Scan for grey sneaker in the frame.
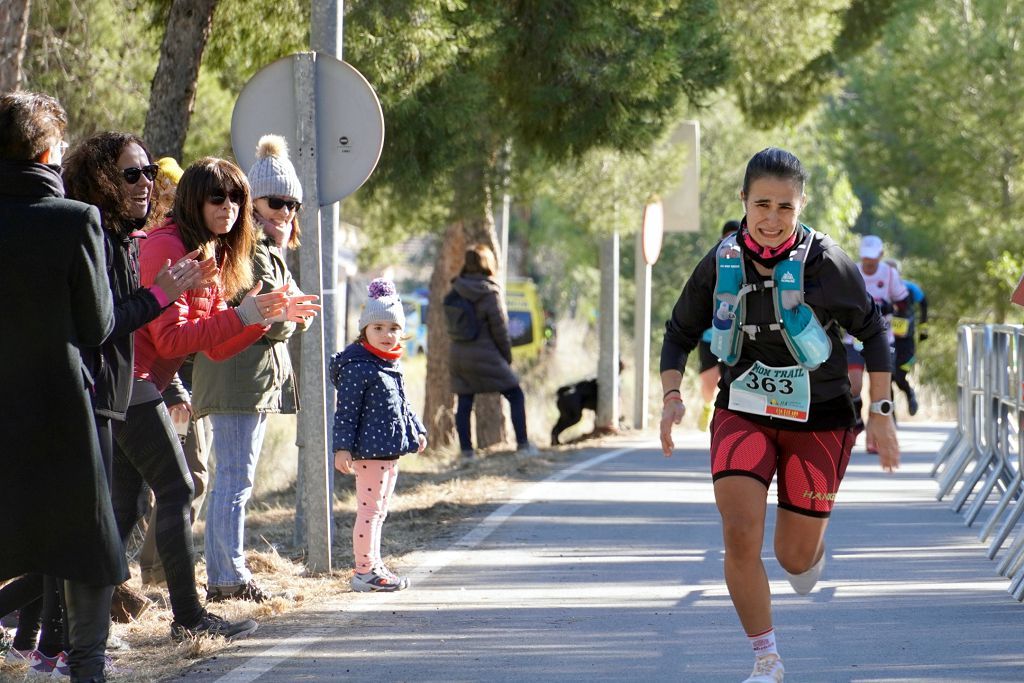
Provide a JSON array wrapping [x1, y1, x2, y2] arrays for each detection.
[[207, 580, 274, 604], [170, 610, 258, 642], [351, 568, 409, 593], [785, 551, 826, 595], [515, 442, 540, 457]]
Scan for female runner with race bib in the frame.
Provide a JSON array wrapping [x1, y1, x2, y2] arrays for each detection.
[[659, 147, 899, 683]]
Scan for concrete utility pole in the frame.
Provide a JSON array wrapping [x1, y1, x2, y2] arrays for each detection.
[[294, 1, 346, 565], [314, 0, 345, 523], [597, 231, 620, 430], [633, 201, 663, 431], [633, 229, 652, 430], [290, 0, 345, 574]]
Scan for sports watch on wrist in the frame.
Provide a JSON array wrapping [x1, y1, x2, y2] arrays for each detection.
[[869, 399, 894, 416]]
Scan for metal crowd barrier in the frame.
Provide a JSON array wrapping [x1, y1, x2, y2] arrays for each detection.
[[932, 324, 1024, 600]]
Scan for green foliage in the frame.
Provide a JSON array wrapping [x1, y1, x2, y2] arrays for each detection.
[[823, 0, 1024, 401], [514, 198, 601, 322], [184, 0, 311, 162], [202, 0, 310, 93], [723, 0, 902, 128], [182, 65, 237, 162], [23, 0, 160, 142], [21, 0, 310, 162], [347, 1, 731, 229], [497, 0, 728, 158], [828, 0, 1024, 324]]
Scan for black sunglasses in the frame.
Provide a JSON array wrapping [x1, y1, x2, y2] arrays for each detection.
[[122, 164, 159, 184], [266, 197, 301, 212], [208, 190, 246, 206]]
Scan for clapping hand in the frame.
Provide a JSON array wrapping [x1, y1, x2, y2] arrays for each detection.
[[265, 285, 321, 323], [153, 250, 216, 300], [247, 282, 289, 320]]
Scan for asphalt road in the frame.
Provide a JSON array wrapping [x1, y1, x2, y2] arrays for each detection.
[[178, 422, 1024, 682]]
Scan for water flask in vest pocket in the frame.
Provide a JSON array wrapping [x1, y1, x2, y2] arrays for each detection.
[[711, 243, 745, 365], [780, 303, 831, 369], [710, 296, 741, 364]]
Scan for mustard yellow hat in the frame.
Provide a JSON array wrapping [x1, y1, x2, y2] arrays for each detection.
[[156, 157, 184, 185]]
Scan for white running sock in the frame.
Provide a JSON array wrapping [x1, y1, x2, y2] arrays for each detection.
[[748, 627, 778, 658]]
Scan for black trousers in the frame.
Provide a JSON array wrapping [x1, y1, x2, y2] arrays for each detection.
[[64, 580, 113, 682], [456, 386, 529, 451], [893, 336, 917, 398], [111, 399, 203, 627]]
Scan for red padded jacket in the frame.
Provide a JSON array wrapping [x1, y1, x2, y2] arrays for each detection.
[[133, 218, 267, 391]]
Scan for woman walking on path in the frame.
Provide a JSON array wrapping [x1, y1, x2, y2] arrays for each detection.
[[659, 148, 899, 683], [332, 279, 427, 592], [447, 245, 537, 458], [192, 136, 317, 603]]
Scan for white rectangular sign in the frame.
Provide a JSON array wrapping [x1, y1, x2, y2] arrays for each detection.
[[662, 120, 700, 233]]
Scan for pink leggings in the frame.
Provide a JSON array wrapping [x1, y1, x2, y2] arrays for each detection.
[[353, 459, 399, 573]]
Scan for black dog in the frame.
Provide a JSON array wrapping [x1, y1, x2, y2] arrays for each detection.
[[551, 378, 598, 446], [551, 360, 625, 446]]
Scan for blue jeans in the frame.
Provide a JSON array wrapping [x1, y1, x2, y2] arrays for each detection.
[[205, 413, 269, 588]]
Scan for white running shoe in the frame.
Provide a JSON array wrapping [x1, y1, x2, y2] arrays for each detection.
[[743, 653, 784, 682], [785, 551, 826, 595]]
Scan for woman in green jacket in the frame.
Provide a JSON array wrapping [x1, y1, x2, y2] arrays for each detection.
[[191, 135, 315, 602]]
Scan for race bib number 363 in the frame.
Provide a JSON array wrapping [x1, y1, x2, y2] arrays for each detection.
[[728, 361, 811, 423]]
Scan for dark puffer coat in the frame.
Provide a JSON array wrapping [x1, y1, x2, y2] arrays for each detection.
[[330, 343, 426, 459], [447, 275, 520, 395]]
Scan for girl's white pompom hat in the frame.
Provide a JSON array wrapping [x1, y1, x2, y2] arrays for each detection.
[[247, 134, 303, 202], [358, 278, 405, 330]]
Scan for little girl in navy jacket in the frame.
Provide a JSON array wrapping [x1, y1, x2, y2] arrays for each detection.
[[330, 279, 427, 591]]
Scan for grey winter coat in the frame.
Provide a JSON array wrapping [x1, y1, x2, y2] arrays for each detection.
[[191, 232, 308, 417], [448, 275, 520, 395]]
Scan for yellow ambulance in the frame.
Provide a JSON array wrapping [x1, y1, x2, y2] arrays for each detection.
[[505, 277, 545, 362]]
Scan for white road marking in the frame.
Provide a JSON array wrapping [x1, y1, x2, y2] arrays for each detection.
[[212, 443, 644, 683]]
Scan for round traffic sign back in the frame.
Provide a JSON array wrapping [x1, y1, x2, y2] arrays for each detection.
[[231, 53, 384, 205]]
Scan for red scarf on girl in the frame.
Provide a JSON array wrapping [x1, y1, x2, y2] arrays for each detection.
[[361, 340, 404, 361]]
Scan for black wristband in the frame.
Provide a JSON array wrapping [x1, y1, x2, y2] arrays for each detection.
[[663, 389, 681, 399]]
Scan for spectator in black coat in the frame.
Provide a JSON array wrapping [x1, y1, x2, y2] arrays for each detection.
[[447, 245, 537, 459], [0, 90, 118, 683]]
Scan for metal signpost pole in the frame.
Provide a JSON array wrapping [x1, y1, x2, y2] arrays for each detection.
[[311, 0, 344, 535], [293, 52, 332, 573]]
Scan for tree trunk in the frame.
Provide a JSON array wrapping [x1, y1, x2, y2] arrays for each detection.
[[143, 0, 218, 159], [423, 223, 466, 449], [424, 162, 509, 451], [0, 0, 31, 93]]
